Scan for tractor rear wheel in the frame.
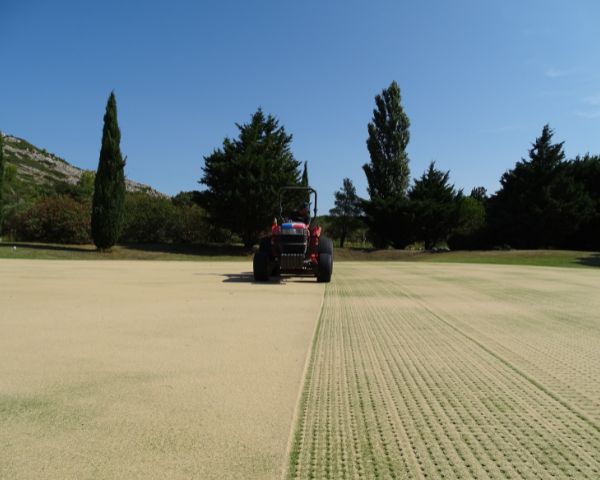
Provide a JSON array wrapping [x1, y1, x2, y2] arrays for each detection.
[[258, 236, 280, 276], [318, 236, 333, 255], [253, 252, 270, 281], [317, 236, 333, 282], [259, 237, 271, 253], [317, 253, 333, 283]]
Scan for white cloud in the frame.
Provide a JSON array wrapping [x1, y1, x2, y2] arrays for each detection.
[[584, 95, 600, 106], [484, 124, 524, 134], [544, 68, 573, 78], [575, 110, 600, 119]]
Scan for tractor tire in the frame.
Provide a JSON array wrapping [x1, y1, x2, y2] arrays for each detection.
[[317, 253, 333, 283], [259, 237, 271, 253], [272, 263, 281, 277], [318, 236, 333, 255], [253, 252, 270, 281], [258, 237, 279, 276]]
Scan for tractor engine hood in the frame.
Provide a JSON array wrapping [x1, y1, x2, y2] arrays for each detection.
[[277, 222, 308, 236], [281, 222, 308, 230]]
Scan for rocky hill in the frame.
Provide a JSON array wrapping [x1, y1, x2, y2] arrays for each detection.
[[1, 132, 163, 196]]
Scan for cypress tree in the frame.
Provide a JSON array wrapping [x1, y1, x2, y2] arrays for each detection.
[[0, 134, 4, 236], [91, 92, 126, 250], [301, 161, 309, 186], [301, 161, 310, 203]]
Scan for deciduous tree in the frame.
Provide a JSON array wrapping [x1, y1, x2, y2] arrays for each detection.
[[363, 80, 411, 199], [362, 81, 412, 247]]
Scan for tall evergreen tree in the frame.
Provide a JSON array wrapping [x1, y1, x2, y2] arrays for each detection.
[[301, 161, 310, 203], [363, 80, 411, 200], [470, 186, 488, 202], [329, 178, 363, 248], [362, 81, 412, 247], [488, 125, 592, 248], [0, 134, 4, 235], [561, 154, 600, 250], [201, 109, 301, 247], [301, 161, 309, 186], [91, 92, 126, 250], [409, 162, 461, 250]]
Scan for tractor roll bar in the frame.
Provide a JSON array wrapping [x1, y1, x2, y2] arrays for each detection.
[[279, 186, 318, 224]]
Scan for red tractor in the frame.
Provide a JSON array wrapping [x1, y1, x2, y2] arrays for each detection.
[[253, 186, 333, 282]]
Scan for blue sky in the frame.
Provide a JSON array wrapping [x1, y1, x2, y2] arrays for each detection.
[[2, 0, 600, 211]]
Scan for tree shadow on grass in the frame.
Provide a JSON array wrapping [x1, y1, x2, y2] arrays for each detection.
[[221, 272, 317, 284], [120, 243, 253, 257], [575, 253, 600, 268], [222, 272, 283, 284], [0, 242, 93, 253]]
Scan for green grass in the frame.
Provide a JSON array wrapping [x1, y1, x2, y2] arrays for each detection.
[[418, 249, 600, 268], [0, 241, 598, 268], [334, 247, 600, 268], [0, 242, 252, 261]]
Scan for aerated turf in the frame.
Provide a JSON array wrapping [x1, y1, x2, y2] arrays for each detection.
[[287, 262, 600, 479]]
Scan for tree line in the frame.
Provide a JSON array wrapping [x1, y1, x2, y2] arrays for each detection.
[[1, 85, 599, 251], [350, 81, 600, 251], [0, 94, 222, 248], [199, 80, 600, 251]]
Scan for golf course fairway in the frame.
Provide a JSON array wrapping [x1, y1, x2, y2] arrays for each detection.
[[288, 262, 600, 479], [0, 260, 324, 479], [2, 260, 599, 479]]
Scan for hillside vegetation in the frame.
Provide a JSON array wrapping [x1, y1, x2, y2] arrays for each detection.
[[0, 132, 161, 198], [0, 132, 229, 246]]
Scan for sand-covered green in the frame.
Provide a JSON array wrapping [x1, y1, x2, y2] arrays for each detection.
[[0, 260, 324, 479]]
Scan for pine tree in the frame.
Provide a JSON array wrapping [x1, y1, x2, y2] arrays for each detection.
[[470, 186, 488, 202], [0, 134, 4, 236], [201, 109, 301, 247], [329, 178, 363, 248], [91, 92, 126, 250], [410, 162, 461, 250], [566, 154, 600, 250], [488, 125, 592, 248]]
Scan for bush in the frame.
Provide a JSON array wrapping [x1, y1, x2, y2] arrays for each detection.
[[448, 196, 488, 250], [171, 204, 210, 244], [14, 196, 91, 243], [120, 193, 176, 243], [120, 193, 212, 244]]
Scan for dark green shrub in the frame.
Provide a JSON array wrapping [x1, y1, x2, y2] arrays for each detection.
[[15, 196, 91, 243], [171, 204, 210, 243], [120, 193, 176, 243], [120, 192, 213, 244]]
